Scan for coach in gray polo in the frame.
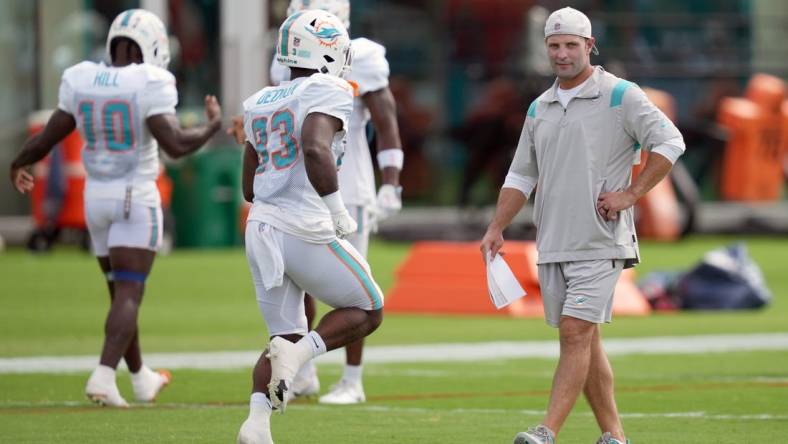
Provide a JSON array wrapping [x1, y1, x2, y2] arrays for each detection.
[[480, 6, 685, 444]]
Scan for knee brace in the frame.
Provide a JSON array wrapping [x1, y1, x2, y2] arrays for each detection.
[[107, 270, 148, 283]]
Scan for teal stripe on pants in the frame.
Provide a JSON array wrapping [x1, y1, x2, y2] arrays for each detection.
[[329, 241, 382, 309]]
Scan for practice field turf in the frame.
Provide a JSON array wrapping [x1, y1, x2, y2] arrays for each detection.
[[1, 236, 787, 443]]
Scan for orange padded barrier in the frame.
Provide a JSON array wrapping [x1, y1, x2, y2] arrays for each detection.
[[636, 88, 681, 241], [385, 241, 651, 318], [718, 74, 786, 201]]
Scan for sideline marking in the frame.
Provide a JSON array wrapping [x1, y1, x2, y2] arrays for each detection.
[[2, 333, 788, 374]]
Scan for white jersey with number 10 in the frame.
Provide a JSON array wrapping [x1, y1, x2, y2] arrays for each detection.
[[58, 61, 178, 207]]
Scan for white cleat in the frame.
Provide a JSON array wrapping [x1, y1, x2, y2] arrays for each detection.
[[85, 374, 129, 408], [133, 368, 172, 402], [266, 337, 304, 413], [237, 417, 274, 444], [318, 379, 366, 405], [288, 362, 320, 401]]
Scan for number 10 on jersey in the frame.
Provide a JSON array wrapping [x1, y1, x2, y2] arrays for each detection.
[[251, 109, 299, 175]]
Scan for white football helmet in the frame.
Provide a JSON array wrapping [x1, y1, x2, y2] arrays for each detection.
[[276, 9, 352, 78], [287, 0, 350, 29], [106, 9, 170, 69]]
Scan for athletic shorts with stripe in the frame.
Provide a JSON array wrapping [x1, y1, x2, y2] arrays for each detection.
[[537, 259, 624, 327], [85, 198, 163, 256], [245, 221, 384, 337]]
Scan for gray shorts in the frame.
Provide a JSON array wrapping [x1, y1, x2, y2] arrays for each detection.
[[537, 259, 625, 327]]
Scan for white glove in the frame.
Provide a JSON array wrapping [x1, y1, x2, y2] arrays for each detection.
[[376, 184, 402, 220], [331, 208, 358, 239], [321, 191, 358, 239]]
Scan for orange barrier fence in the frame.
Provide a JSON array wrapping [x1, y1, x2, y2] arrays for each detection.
[[384, 241, 651, 318], [718, 73, 786, 201]]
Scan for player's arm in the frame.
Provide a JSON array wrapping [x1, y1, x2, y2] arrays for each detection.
[[147, 95, 222, 159], [480, 187, 528, 261], [302, 112, 343, 195], [9, 110, 76, 194], [363, 87, 404, 217], [363, 87, 401, 186], [480, 114, 538, 261], [302, 111, 357, 238], [241, 142, 257, 203], [597, 152, 673, 221], [597, 86, 685, 220]]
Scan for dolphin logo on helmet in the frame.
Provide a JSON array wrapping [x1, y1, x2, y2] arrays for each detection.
[[276, 9, 352, 78]]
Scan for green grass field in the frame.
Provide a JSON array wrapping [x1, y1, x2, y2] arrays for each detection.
[[1, 235, 787, 443]]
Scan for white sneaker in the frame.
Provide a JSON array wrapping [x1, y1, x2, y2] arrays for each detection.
[[237, 417, 274, 444], [132, 368, 172, 402], [85, 370, 129, 408], [318, 379, 366, 405], [266, 337, 305, 412], [288, 362, 320, 400]]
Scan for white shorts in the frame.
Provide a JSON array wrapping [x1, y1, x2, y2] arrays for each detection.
[[85, 199, 163, 257], [537, 259, 624, 327], [345, 205, 371, 257], [245, 221, 384, 336]]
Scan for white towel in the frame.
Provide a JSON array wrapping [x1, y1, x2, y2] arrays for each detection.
[[251, 222, 285, 290]]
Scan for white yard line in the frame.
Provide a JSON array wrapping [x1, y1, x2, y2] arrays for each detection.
[[1, 333, 788, 374], [1, 401, 786, 422]]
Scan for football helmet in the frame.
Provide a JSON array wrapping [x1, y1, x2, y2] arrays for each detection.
[[287, 0, 350, 29], [106, 9, 170, 69], [276, 9, 352, 78]]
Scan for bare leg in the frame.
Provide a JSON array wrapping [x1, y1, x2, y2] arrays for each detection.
[[345, 338, 363, 366], [97, 256, 142, 372], [98, 247, 155, 369], [583, 326, 625, 441], [542, 315, 596, 435], [314, 308, 382, 351]]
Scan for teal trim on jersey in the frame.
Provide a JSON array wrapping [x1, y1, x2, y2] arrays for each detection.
[[356, 206, 363, 233], [527, 100, 538, 118], [120, 10, 133, 27], [329, 241, 382, 309], [633, 142, 641, 151], [280, 12, 304, 56], [148, 207, 158, 249], [610, 80, 634, 107]]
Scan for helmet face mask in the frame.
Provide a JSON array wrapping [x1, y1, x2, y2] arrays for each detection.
[[276, 10, 352, 78], [287, 0, 350, 30], [106, 9, 170, 69]]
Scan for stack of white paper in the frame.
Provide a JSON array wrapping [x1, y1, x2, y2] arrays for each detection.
[[486, 253, 527, 309]]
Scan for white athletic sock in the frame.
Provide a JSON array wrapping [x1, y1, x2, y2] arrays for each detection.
[[342, 364, 363, 384], [249, 392, 273, 418], [297, 331, 327, 359]]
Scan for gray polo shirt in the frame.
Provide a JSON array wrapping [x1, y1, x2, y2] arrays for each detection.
[[506, 66, 683, 266]]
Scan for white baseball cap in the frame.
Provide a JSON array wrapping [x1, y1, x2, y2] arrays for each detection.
[[544, 7, 599, 55]]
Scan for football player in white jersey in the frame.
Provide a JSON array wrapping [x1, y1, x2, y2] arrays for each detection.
[[10, 9, 222, 407], [270, 0, 404, 405], [236, 10, 384, 444]]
